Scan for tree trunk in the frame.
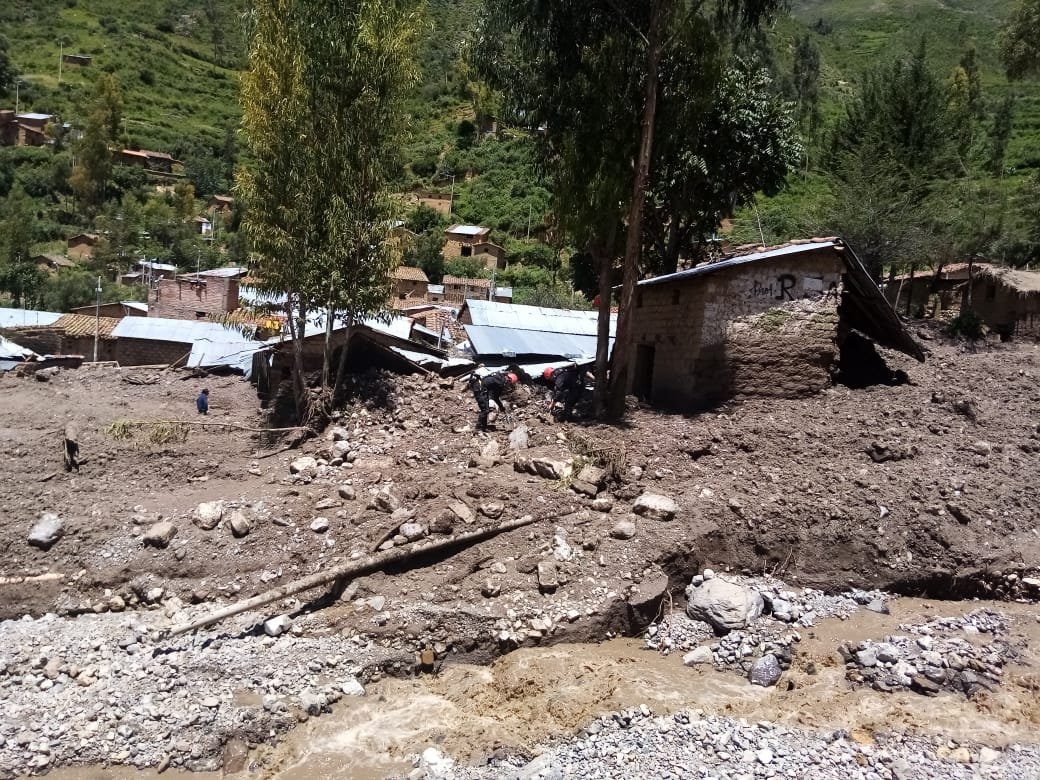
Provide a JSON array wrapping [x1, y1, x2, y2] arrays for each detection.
[[591, 225, 617, 418], [333, 311, 355, 402], [321, 303, 335, 392], [606, 1, 664, 420], [904, 264, 916, 318], [285, 295, 309, 424]]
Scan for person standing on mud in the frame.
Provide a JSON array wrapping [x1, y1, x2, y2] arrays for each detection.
[[469, 370, 518, 431], [543, 364, 583, 421], [196, 388, 209, 415]]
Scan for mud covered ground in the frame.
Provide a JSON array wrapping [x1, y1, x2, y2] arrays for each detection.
[[0, 330, 1039, 776]]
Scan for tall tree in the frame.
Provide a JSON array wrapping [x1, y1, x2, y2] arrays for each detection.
[[477, 0, 786, 418], [68, 75, 124, 212], [1000, 0, 1040, 79], [0, 34, 15, 97], [0, 186, 42, 308], [238, 0, 420, 421], [791, 33, 821, 136]]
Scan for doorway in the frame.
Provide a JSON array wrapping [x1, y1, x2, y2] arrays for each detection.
[[633, 344, 655, 401]]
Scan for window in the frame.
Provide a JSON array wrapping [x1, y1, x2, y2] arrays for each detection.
[[461, 246, 472, 257]]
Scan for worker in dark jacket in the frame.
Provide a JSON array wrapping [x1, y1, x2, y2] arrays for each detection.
[[470, 371, 518, 430], [196, 388, 209, 415], [543, 364, 583, 421]]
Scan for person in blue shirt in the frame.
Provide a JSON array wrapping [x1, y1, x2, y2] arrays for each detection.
[[196, 388, 209, 415]]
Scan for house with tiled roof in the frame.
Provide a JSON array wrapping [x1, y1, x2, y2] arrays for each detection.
[[392, 266, 429, 300]]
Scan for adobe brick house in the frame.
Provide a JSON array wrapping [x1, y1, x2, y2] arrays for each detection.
[[393, 266, 429, 300], [628, 239, 923, 411], [149, 273, 239, 320], [67, 233, 100, 260], [967, 266, 1040, 340], [443, 225, 491, 258]]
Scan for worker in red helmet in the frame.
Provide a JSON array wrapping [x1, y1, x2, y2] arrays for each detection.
[[469, 369, 518, 431], [543, 363, 583, 421]]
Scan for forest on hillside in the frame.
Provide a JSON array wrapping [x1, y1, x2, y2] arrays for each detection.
[[0, 0, 1038, 312]]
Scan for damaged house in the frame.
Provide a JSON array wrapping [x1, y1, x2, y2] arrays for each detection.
[[966, 265, 1040, 340], [628, 238, 924, 411]]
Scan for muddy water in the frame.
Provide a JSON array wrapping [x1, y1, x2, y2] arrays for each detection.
[[267, 598, 1040, 779], [42, 598, 1040, 780]]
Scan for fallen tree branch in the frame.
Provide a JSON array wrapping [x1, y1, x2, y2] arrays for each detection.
[[0, 572, 64, 586], [107, 419, 308, 436], [166, 515, 540, 637]]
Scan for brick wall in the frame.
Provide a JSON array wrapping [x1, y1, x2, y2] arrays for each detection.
[[150, 276, 239, 320], [629, 248, 846, 411], [114, 338, 191, 367], [394, 279, 428, 299], [970, 281, 1040, 339]]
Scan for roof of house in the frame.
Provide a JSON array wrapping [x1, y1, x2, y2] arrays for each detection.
[[33, 254, 75, 268], [637, 237, 924, 361], [68, 233, 100, 244], [16, 113, 52, 121], [191, 266, 248, 278], [394, 266, 430, 283], [53, 313, 121, 339], [443, 275, 491, 288], [445, 224, 490, 237], [138, 260, 179, 273], [112, 316, 256, 344], [889, 262, 990, 283], [0, 335, 36, 361], [461, 299, 617, 360], [122, 301, 148, 313], [0, 308, 63, 329], [975, 265, 1040, 295]]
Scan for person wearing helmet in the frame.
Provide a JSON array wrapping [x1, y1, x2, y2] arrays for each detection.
[[470, 370, 518, 431], [543, 364, 582, 421]]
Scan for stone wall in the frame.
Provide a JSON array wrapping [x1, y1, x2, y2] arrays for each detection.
[[969, 280, 1040, 339], [150, 276, 238, 320], [629, 248, 846, 411]]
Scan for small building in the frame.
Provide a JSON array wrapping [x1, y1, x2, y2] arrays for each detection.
[[62, 53, 92, 66], [1, 111, 54, 147], [471, 241, 507, 271], [0, 313, 121, 362], [149, 271, 240, 321], [119, 149, 177, 174], [70, 300, 148, 318], [883, 262, 984, 316], [441, 275, 491, 303], [111, 316, 262, 368], [967, 266, 1040, 340], [67, 233, 100, 260], [392, 266, 429, 300], [444, 225, 492, 258], [32, 254, 76, 274], [207, 195, 234, 216], [627, 238, 923, 411], [194, 215, 213, 236]]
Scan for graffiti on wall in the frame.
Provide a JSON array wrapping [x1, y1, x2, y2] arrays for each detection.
[[749, 274, 838, 301]]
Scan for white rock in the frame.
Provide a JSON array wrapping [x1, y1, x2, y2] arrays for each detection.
[[290, 456, 318, 475], [685, 578, 764, 631], [340, 677, 365, 696], [192, 501, 224, 530], [399, 522, 425, 541], [310, 517, 330, 533], [610, 518, 637, 540], [633, 493, 678, 521], [28, 513, 65, 550], [682, 647, 714, 666], [264, 614, 293, 637]]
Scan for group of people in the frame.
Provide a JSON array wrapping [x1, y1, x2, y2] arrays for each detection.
[[468, 363, 587, 431]]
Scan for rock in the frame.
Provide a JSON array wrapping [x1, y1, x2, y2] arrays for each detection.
[[329, 440, 351, 460], [979, 747, 1001, 764], [855, 647, 878, 667], [337, 484, 357, 501], [28, 513, 64, 550], [315, 497, 341, 511], [399, 522, 425, 541], [330, 426, 350, 442], [865, 599, 890, 615], [341, 677, 365, 697], [910, 675, 941, 696], [264, 614, 293, 637], [222, 738, 249, 774], [479, 502, 505, 520], [950, 747, 972, 764], [480, 439, 501, 459], [227, 509, 253, 538], [610, 518, 637, 540], [682, 646, 714, 666], [514, 456, 573, 480], [299, 689, 326, 716], [508, 425, 530, 451], [552, 527, 574, 561], [310, 517, 330, 533], [537, 561, 559, 593], [192, 501, 224, 530], [570, 480, 599, 498], [482, 578, 502, 598], [969, 440, 992, 456], [375, 490, 400, 513], [577, 464, 607, 486], [289, 456, 318, 475], [875, 643, 900, 664], [143, 521, 177, 549], [685, 578, 764, 632], [448, 500, 475, 525], [632, 493, 678, 521], [429, 510, 455, 535], [749, 654, 782, 687], [592, 497, 614, 513]]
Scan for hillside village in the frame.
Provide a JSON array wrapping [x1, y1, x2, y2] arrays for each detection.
[[1, 1, 1040, 779]]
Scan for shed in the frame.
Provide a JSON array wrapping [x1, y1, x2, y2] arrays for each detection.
[[627, 238, 923, 411], [968, 266, 1040, 340]]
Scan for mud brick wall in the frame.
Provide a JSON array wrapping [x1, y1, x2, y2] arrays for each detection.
[[629, 247, 846, 411], [114, 338, 190, 367], [150, 276, 239, 320], [969, 280, 1040, 340]]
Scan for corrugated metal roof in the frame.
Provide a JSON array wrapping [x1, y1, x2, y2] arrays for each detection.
[[0, 335, 36, 360], [464, 299, 616, 336], [54, 313, 122, 339], [194, 266, 248, 278], [138, 260, 179, 273], [638, 241, 838, 287], [112, 316, 255, 344], [0, 308, 63, 329], [446, 225, 489, 237], [17, 113, 52, 121], [122, 301, 148, 312], [187, 339, 266, 376], [465, 324, 613, 360]]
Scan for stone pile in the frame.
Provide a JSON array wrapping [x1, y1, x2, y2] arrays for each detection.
[[446, 707, 1038, 780], [841, 609, 1014, 697]]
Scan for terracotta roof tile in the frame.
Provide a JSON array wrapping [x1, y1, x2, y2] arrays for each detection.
[[393, 266, 430, 282], [53, 313, 121, 339]]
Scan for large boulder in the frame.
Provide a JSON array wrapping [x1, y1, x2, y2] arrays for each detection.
[[143, 521, 177, 548], [685, 578, 764, 632], [289, 456, 318, 476], [28, 513, 65, 550], [632, 493, 678, 521]]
